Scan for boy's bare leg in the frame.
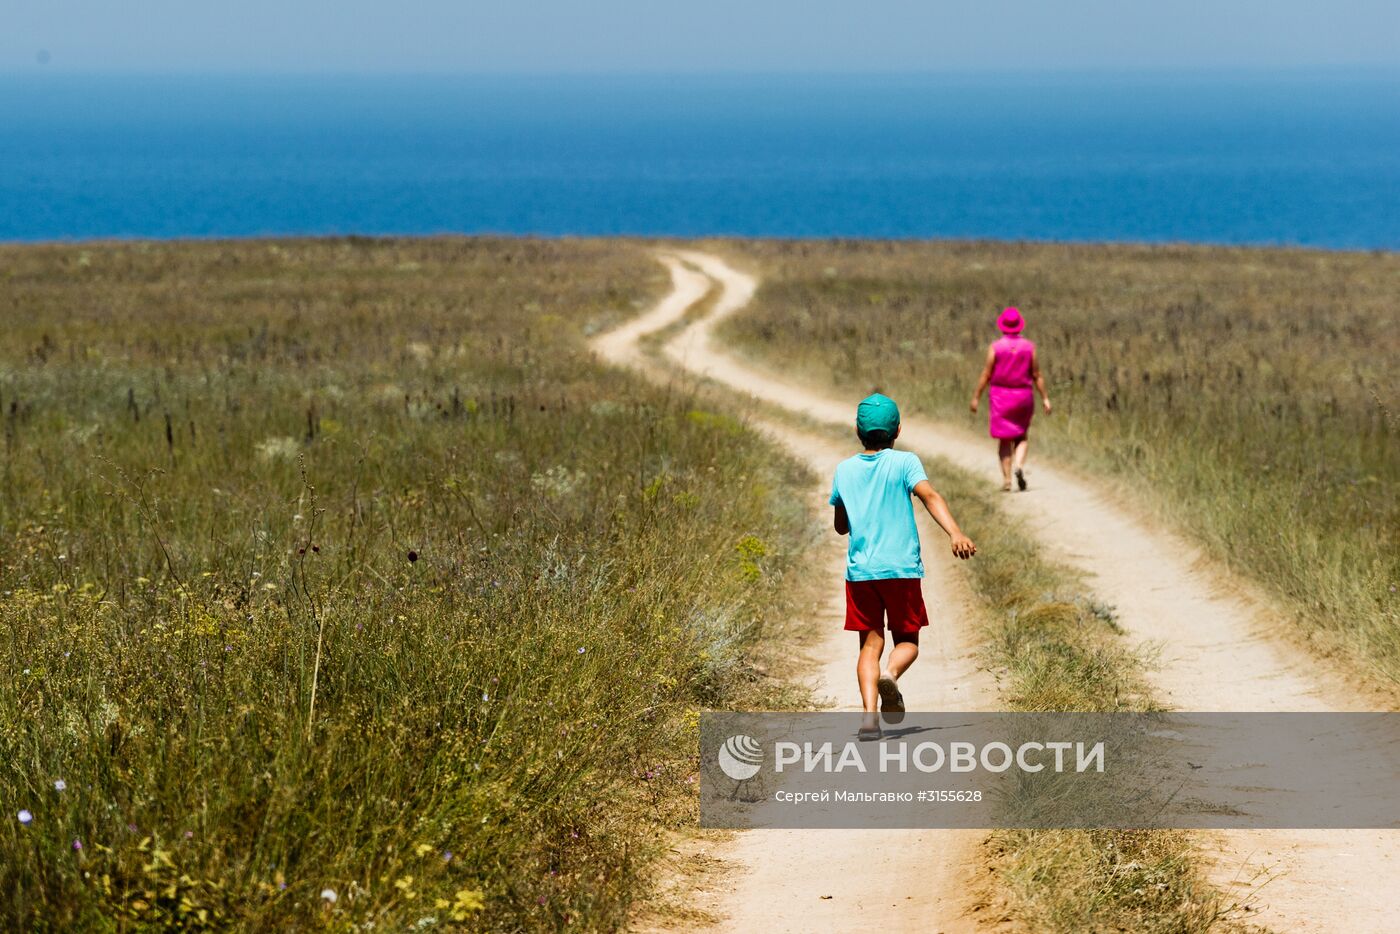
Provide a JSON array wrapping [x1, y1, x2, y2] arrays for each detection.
[[997, 439, 1014, 489], [886, 631, 919, 678], [857, 630, 885, 713]]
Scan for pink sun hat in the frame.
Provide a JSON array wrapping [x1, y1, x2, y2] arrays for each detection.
[[997, 306, 1025, 334]]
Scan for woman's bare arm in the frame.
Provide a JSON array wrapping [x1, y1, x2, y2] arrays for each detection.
[[1031, 349, 1052, 414], [969, 344, 996, 412]]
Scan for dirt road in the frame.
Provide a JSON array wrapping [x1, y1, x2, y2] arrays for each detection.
[[600, 251, 1397, 933], [600, 258, 994, 933]]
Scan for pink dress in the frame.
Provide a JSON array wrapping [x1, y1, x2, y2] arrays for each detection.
[[987, 336, 1036, 439]]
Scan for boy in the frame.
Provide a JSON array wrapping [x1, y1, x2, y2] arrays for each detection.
[[830, 394, 976, 739]]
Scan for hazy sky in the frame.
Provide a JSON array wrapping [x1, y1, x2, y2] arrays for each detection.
[[4, 0, 1399, 73]]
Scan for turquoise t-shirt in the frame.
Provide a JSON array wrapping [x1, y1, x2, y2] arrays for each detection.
[[829, 449, 928, 581]]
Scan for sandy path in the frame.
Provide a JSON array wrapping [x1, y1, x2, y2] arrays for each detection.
[[598, 258, 995, 933], [652, 249, 1399, 934]]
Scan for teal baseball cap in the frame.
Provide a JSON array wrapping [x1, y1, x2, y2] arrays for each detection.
[[856, 393, 900, 436]]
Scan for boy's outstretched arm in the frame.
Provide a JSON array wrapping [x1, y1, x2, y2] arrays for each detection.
[[833, 501, 850, 535], [911, 480, 976, 559]]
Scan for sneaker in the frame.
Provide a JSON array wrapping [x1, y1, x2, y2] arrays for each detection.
[[1015, 468, 1027, 491], [857, 723, 883, 742], [877, 671, 905, 724]]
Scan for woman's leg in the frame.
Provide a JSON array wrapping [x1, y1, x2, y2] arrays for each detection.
[[857, 629, 886, 713], [998, 439, 1014, 489], [1012, 435, 1029, 474]]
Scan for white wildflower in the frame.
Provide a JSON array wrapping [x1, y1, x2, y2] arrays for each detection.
[[255, 436, 300, 463], [530, 465, 587, 498]]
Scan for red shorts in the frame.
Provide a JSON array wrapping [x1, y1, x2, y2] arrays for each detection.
[[844, 579, 929, 634]]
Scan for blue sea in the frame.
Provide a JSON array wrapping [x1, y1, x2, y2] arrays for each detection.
[[2, 71, 1397, 248]]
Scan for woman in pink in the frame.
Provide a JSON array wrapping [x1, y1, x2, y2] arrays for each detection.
[[969, 307, 1051, 491]]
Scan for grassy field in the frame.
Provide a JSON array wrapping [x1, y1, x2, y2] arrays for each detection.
[[0, 238, 811, 930], [8, 235, 1375, 932], [715, 240, 1399, 683]]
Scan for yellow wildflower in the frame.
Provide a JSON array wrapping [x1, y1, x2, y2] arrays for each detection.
[[451, 888, 485, 921]]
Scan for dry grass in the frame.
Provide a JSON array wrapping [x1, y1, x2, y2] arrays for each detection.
[[926, 461, 1254, 932], [0, 237, 812, 931]]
